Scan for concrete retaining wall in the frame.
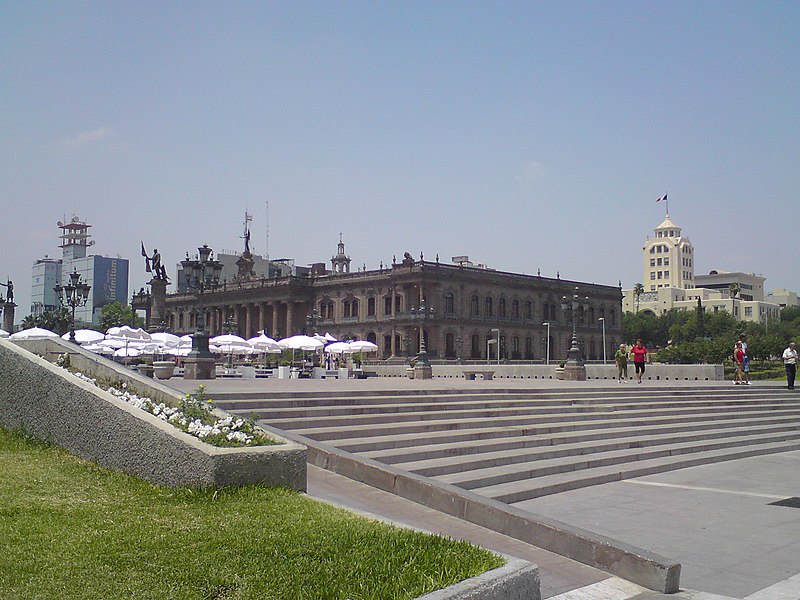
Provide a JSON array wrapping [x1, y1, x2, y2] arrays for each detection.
[[275, 429, 680, 594], [370, 363, 723, 381], [0, 338, 306, 490]]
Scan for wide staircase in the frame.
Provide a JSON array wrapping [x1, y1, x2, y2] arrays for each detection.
[[213, 385, 800, 504]]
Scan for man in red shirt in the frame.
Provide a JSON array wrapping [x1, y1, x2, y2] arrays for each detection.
[[631, 339, 648, 383]]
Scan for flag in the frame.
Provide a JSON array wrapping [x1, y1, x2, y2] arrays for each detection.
[[656, 193, 668, 203], [141, 241, 151, 272], [141, 241, 147, 257]]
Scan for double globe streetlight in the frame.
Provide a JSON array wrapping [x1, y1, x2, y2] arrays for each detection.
[[560, 286, 589, 379], [55, 269, 91, 344], [410, 297, 434, 379], [181, 245, 223, 363]]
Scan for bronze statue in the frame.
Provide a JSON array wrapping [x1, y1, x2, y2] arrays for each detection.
[[0, 279, 13, 303], [141, 242, 168, 281]]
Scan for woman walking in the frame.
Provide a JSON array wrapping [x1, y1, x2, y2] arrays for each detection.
[[615, 343, 628, 383], [631, 339, 648, 384]]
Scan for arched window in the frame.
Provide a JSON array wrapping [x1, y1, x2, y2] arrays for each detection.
[[445, 333, 455, 358], [511, 299, 520, 319], [588, 307, 595, 324], [484, 297, 493, 317], [366, 331, 377, 344], [178, 312, 184, 330], [383, 334, 392, 355], [525, 300, 533, 319], [343, 300, 351, 318], [367, 297, 376, 316], [550, 304, 557, 321], [470, 295, 479, 317], [384, 295, 392, 315], [498, 298, 506, 318], [512, 336, 520, 359], [471, 334, 481, 358], [525, 337, 533, 359], [351, 299, 359, 318]]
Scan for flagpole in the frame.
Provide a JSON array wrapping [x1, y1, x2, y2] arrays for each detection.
[[665, 192, 669, 218]]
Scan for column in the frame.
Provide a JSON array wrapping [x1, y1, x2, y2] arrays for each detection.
[[272, 303, 280, 338], [286, 301, 294, 337]]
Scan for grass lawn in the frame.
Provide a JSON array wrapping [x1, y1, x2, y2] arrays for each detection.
[[0, 427, 503, 599]]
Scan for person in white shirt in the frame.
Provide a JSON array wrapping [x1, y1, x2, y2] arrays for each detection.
[[783, 342, 798, 390]]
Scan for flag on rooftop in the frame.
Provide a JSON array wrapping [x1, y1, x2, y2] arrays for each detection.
[[656, 193, 668, 203]]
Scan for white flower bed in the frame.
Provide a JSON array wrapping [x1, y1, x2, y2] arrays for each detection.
[[70, 371, 257, 445]]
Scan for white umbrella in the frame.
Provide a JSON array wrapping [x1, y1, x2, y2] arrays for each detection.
[[98, 338, 128, 349], [278, 335, 324, 351], [324, 332, 338, 342], [83, 343, 114, 355], [210, 334, 249, 346], [114, 346, 142, 358], [0, 329, 10, 338], [106, 326, 151, 341], [62, 329, 105, 345], [324, 341, 352, 355], [248, 334, 282, 353], [150, 332, 180, 347], [347, 340, 379, 353], [10, 327, 59, 340]]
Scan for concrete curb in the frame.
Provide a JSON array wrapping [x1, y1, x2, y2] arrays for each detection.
[[417, 558, 540, 599], [266, 425, 680, 594], [0, 338, 306, 490]]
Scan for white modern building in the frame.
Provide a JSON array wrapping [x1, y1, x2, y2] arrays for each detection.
[[766, 288, 800, 309], [624, 213, 780, 324], [30, 217, 129, 325]]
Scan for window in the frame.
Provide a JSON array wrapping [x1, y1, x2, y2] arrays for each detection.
[[650, 272, 656, 280], [351, 299, 359, 318], [525, 337, 533, 359], [384, 296, 392, 315], [664, 270, 669, 278], [367, 297, 375, 316], [663, 257, 669, 266], [445, 333, 455, 358], [657, 258, 662, 266], [470, 295, 479, 316], [471, 334, 481, 358], [484, 297, 493, 316], [444, 293, 455, 315], [650, 259, 656, 267], [525, 300, 532, 319], [498, 298, 506, 318], [343, 300, 351, 318], [512, 299, 519, 319], [383, 334, 392, 355]]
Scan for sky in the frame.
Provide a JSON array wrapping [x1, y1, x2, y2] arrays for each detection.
[[2, 1, 799, 323]]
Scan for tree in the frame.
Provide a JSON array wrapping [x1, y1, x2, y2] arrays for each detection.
[[99, 302, 144, 331], [21, 308, 72, 336], [728, 282, 741, 318]]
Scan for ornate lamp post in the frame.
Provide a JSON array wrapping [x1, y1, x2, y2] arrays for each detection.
[[306, 307, 321, 335], [410, 297, 434, 379], [54, 269, 91, 344], [181, 244, 223, 379], [598, 317, 607, 364], [542, 322, 551, 365], [559, 286, 589, 380]]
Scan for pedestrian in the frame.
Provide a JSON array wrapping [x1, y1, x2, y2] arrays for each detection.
[[630, 339, 648, 384], [783, 342, 797, 390], [738, 334, 751, 385], [733, 341, 744, 385], [614, 343, 628, 383]]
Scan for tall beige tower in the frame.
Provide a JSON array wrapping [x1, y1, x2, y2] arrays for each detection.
[[642, 214, 695, 291]]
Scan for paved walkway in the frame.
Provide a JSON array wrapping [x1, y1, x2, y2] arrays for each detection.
[[166, 376, 800, 599]]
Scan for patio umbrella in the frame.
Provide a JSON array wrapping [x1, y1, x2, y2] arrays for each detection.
[[10, 327, 59, 339], [150, 332, 180, 347], [61, 329, 105, 345], [106, 325, 151, 341], [347, 340, 378, 353], [323, 341, 352, 355], [82, 343, 114, 355], [278, 335, 324, 351], [114, 346, 142, 358], [248, 334, 281, 353]]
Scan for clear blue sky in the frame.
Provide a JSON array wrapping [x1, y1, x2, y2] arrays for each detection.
[[2, 1, 798, 322]]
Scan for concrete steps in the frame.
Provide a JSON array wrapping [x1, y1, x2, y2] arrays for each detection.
[[223, 386, 800, 502]]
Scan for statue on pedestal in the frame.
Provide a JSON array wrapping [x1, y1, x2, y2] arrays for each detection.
[[141, 242, 169, 281], [0, 279, 13, 303]]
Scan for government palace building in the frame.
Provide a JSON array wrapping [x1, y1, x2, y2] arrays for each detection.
[[162, 237, 623, 362]]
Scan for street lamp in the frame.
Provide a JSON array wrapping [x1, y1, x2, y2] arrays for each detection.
[[598, 317, 606, 363], [491, 328, 500, 364], [54, 269, 91, 344], [181, 244, 223, 366], [560, 287, 589, 380], [306, 307, 321, 335], [542, 322, 550, 365], [410, 297, 434, 378]]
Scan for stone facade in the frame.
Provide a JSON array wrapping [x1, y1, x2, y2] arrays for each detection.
[[165, 256, 623, 362]]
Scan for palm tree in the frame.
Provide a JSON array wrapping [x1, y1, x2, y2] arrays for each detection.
[[633, 283, 645, 314]]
